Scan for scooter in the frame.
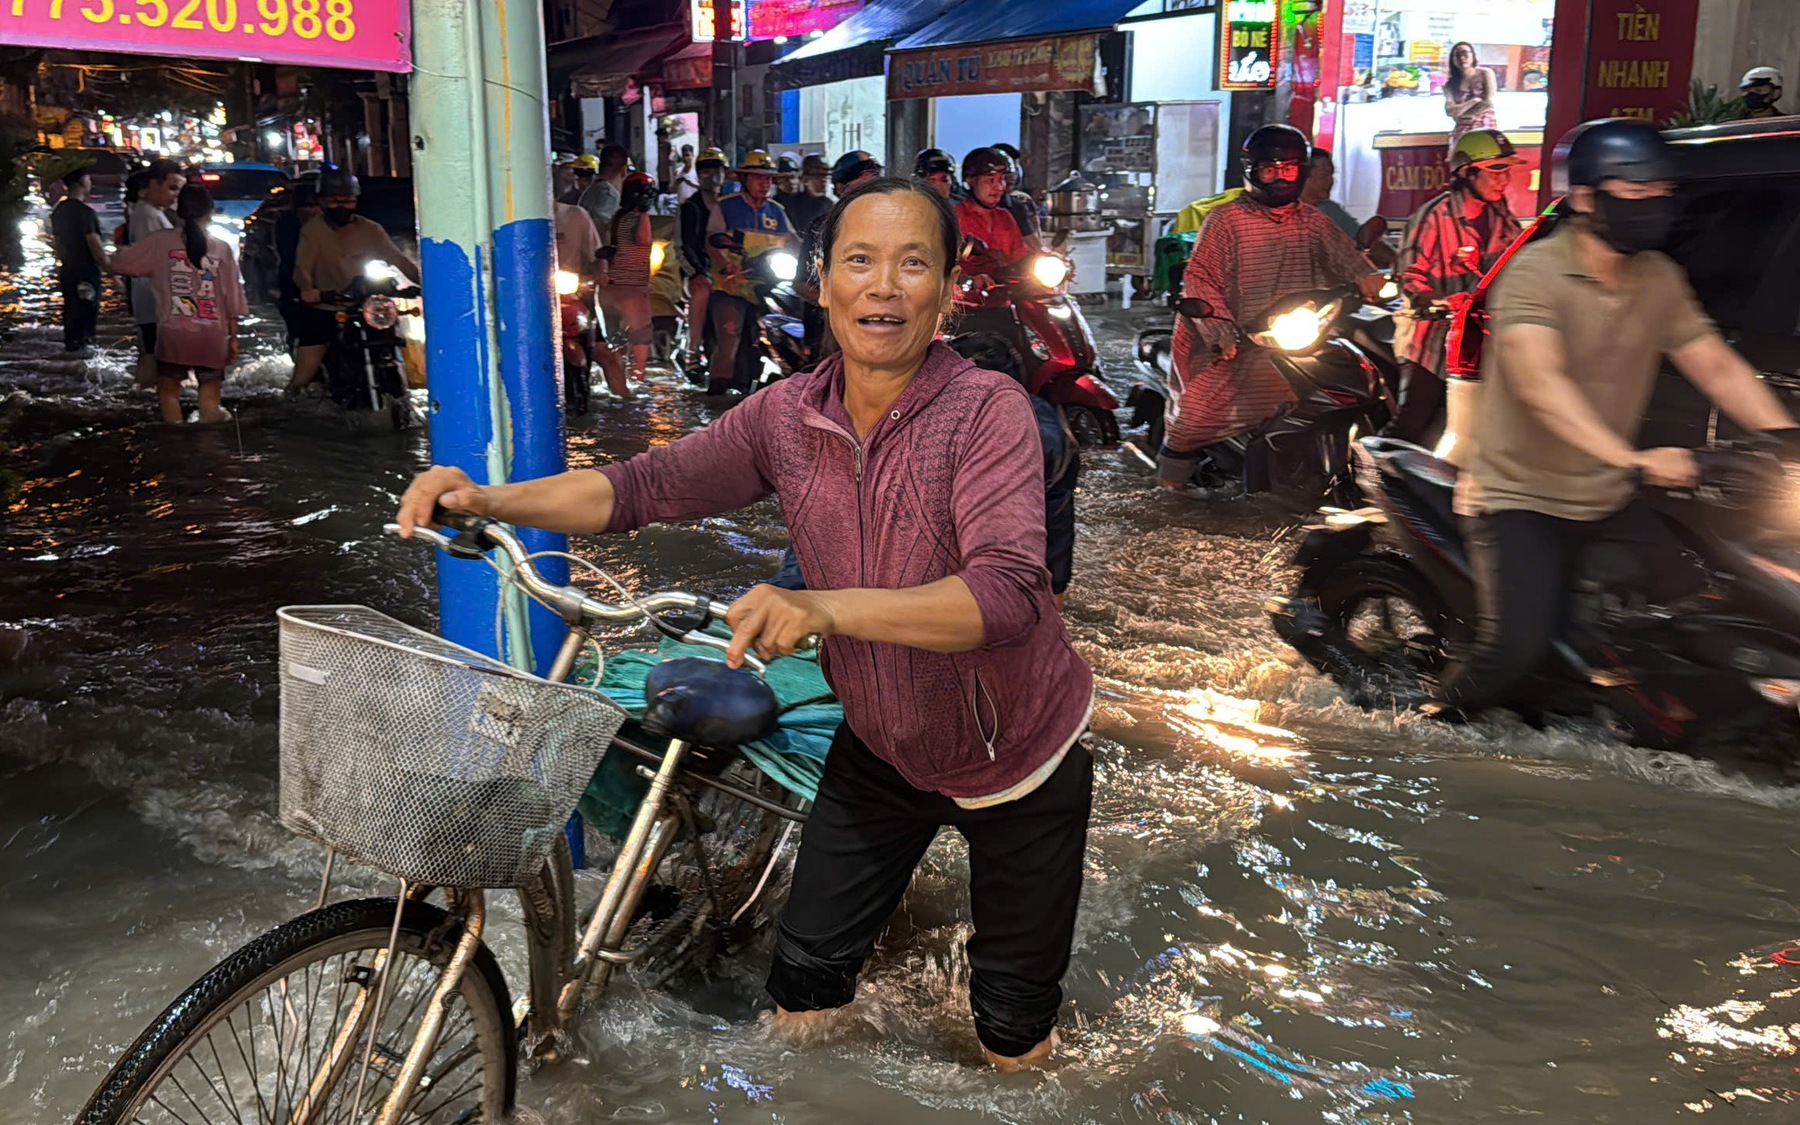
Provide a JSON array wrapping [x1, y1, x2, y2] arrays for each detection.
[[316, 263, 424, 431], [1127, 282, 1400, 506], [556, 247, 632, 415], [1268, 436, 1800, 751], [955, 235, 1121, 447], [707, 232, 803, 394]]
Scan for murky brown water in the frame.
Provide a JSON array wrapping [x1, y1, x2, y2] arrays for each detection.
[[5, 220, 1800, 1122]]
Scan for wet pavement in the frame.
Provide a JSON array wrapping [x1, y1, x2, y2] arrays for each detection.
[[5, 235, 1800, 1123]]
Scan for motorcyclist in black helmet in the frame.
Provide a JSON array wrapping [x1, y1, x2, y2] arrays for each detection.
[[1158, 124, 1385, 489], [956, 147, 1033, 285], [287, 165, 419, 393], [830, 150, 883, 198], [991, 143, 1041, 250], [1430, 118, 1799, 718], [914, 148, 956, 200]]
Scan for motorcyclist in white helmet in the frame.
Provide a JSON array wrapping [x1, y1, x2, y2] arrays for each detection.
[[1741, 67, 1784, 119]]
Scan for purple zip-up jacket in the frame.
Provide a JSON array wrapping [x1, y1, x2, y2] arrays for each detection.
[[598, 342, 1095, 798]]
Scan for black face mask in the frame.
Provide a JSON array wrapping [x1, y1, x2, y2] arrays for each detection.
[[1590, 190, 1676, 255], [323, 206, 356, 228], [1745, 90, 1780, 112], [1249, 178, 1305, 208]]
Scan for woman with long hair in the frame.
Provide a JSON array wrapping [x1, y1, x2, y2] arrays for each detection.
[[1443, 42, 1500, 153], [109, 184, 247, 424]]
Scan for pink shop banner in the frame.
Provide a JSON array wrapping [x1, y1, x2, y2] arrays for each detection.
[[0, 0, 411, 73]]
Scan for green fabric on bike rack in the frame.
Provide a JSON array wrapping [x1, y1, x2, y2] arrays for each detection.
[[574, 636, 839, 837]]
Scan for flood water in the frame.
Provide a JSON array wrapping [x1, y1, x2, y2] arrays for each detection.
[[5, 226, 1800, 1123]]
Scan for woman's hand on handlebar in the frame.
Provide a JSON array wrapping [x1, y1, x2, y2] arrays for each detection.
[[396, 465, 491, 538], [725, 585, 834, 668], [1634, 447, 1700, 489]]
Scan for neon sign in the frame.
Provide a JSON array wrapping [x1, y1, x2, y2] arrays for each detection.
[[1218, 0, 1279, 90]]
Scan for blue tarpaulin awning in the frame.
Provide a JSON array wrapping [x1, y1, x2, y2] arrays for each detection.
[[893, 0, 1149, 51], [771, 0, 967, 89]]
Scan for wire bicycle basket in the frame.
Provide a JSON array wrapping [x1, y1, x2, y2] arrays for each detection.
[[277, 605, 627, 888]]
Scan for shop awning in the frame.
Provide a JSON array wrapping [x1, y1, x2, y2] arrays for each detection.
[[566, 27, 687, 99], [769, 0, 968, 90], [892, 0, 1146, 51], [651, 43, 714, 91]]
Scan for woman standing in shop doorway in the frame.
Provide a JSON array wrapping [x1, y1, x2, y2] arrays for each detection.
[[1443, 42, 1499, 153]]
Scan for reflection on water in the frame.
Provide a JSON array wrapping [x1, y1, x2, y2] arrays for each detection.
[[5, 287, 1800, 1122]]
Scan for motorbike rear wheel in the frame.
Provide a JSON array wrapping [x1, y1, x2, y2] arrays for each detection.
[[565, 357, 593, 415], [1309, 552, 1455, 680], [1065, 404, 1120, 449]]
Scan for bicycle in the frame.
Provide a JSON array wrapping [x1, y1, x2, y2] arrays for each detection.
[[77, 510, 820, 1124]]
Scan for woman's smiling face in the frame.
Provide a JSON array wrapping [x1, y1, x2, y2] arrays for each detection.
[[820, 190, 957, 371]]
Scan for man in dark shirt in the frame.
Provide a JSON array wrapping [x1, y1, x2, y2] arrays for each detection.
[[273, 184, 321, 352], [993, 144, 1042, 251], [678, 147, 728, 376], [777, 154, 832, 270], [51, 167, 107, 354]]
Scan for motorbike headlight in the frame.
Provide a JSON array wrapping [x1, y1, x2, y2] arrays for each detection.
[[650, 240, 668, 275], [1254, 301, 1341, 353], [555, 269, 581, 296], [1377, 276, 1400, 302], [364, 260, 403, 283], [1031, 255, 1070, 289], [361, 295, 400, 330], [767, 252, 799, 282]]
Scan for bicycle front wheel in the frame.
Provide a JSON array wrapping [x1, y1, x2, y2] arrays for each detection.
[[78, 897, 516, 1125]]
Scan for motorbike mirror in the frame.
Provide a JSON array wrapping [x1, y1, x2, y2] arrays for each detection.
[[1050, 229, 1071, 251], [708, 232, 741, 250], [1174, 297, 1211, 320], [596, 245, 619, 261], [961, 236, 989, 259], [1356, 217, 1388, 252]]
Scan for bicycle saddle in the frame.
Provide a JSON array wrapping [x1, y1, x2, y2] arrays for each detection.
[[642, 657, 781, 747]]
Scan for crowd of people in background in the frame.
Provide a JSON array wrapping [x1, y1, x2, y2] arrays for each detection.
[[49, 156, 249, 425]]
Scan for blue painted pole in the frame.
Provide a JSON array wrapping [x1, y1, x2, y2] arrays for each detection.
[[409, 0, 568, 677], [409, 1, 582, 864]]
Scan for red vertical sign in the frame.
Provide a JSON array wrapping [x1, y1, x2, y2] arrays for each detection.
[[1542, 0, 1701, 205], [1580, 0, 1700, 121]]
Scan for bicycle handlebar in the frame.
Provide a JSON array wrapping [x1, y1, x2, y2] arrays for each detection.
[[385, 508, 817, 673]]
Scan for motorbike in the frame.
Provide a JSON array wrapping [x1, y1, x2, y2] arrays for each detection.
[[706, 232, 805, 395], [955, 236, 1121, 447], [1127, 281, 1402, 506], [1268, 436, 1800, 751], [556, 249, 628, 415], [315, 262, 424, 430], [648, 217, 685, 367]]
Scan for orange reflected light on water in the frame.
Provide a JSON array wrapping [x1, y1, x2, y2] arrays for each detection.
[[1170, 690, 1307, 763]]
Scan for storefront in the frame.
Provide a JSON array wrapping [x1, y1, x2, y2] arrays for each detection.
[[886, 0, 1143, 157], [1310, 0, 1556, 220], [1300, 0, 1702, 222], [769, 0, 965, 168]]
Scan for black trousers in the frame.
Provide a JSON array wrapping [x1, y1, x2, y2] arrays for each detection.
[[766, 723, 1093, 1058], [1435, 501, 1704, 713], [60, 276, 99, 351]]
